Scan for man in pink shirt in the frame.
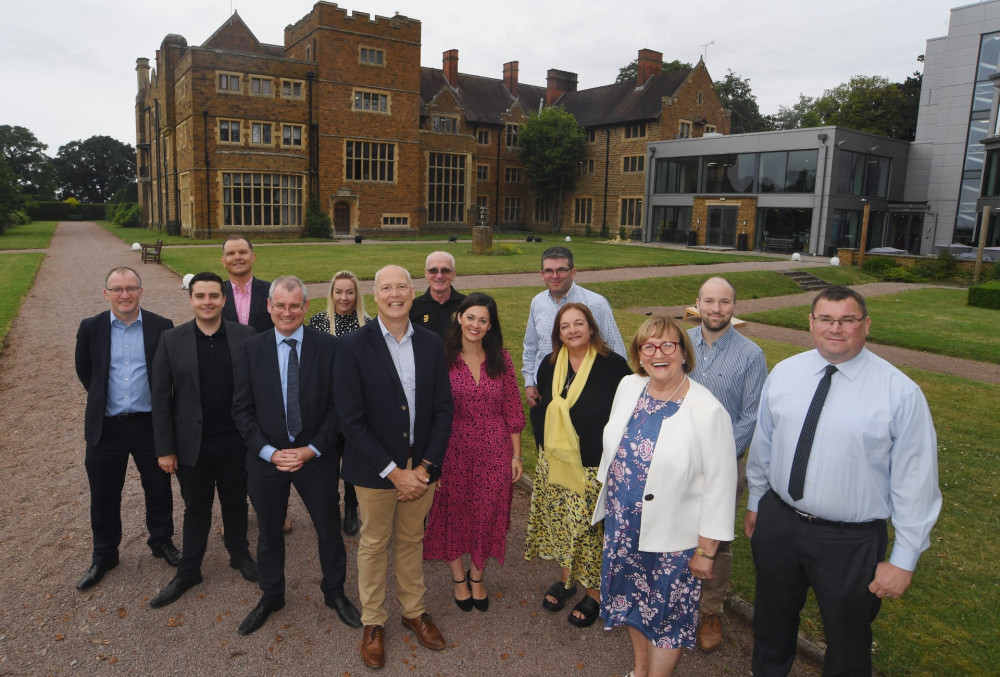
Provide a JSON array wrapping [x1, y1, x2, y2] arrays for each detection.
[[221, 236, 273, 333]]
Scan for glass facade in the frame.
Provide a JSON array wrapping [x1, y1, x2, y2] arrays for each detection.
[[957, 31, 1000, 242], [656, 150, 816, 195], [649, 206, 692, 243], [654, 157, 698, 194], [835, 151, 891, 198], [756, 208, 811, 251]]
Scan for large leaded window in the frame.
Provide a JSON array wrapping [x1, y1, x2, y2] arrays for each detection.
[[427, 153, 466, 222], [345, 141, 395, 182], [222, 173, 303, 227]]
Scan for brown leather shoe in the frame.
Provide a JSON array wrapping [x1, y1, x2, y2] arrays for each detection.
[[697, 612, 723, 652], [360, 625, 385, 669], [401, 612, 446, 651]]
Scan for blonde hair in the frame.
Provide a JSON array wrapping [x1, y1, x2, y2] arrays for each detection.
[[326, 270, 367, 336]]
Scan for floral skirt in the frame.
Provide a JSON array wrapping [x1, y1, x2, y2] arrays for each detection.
[[524, 451, 604, 589]]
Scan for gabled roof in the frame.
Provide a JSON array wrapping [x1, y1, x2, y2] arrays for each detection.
[[201, 11, 282, 56], [560, 70, 691, 127], [420, 68, 545, 124]]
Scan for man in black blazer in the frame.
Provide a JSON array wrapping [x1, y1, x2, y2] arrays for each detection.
[[74, 266, 180, 591], [335, 264, 453, 669], [221, 235, 273, 333], [231, 275, 361, 636], [148, 272, 259, 608]]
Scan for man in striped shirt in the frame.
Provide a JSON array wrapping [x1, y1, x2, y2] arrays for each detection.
[[686, 276, 768, 652]]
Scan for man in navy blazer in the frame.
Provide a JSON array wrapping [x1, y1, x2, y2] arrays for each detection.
[[74, 266, 179, 591], [221, 236, 274, 333], [148, 272, 258, 609], [335, 264, 453, 669], [231, 275, 360, 636]]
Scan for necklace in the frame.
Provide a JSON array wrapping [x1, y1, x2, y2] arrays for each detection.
[[647, 375, 687, 403]]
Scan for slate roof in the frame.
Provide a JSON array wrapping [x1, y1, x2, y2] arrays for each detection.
[[420, 68, 546, 124]]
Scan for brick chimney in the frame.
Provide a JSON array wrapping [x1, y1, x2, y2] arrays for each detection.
[[503, 61, 519, 98], [546, 69, 577, 106], [637, 48, 663, 85], [136, 57, 151, 93], [443, 49, 459, 88]]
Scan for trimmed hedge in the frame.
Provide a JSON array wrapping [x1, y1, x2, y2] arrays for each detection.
[[26, 202, 107, 221], [967, 280, 1000, 309]]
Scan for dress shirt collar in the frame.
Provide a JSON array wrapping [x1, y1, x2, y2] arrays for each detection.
[[377, 315, 414, 343], [273, 324, 304, 347], [231, 278, 252, 294], [547, 281, 578, 304], [691, 324, 735, 350], [805, 346, 868, 382], [109, 307, 143, 328]]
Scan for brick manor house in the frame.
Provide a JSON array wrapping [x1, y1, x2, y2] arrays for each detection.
[[135, 2, 730, 238]]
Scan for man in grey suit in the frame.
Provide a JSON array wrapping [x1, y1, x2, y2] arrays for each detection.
[[148, 272, 259, 608]]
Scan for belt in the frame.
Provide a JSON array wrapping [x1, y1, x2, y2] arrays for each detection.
[[106, 411, 151, 421], [773, 492, 883, 530]]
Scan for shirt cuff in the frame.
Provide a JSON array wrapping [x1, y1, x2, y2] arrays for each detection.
[[308, 444, 320, 458], [888, 546, 920, 572], [379, 461, 397, 478], [259, 445, 277, 462], [746, 490, 764, 513]]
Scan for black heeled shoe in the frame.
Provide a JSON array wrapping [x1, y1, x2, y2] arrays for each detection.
[[453, 574, 473, 612], [468, 568, 489, 612]]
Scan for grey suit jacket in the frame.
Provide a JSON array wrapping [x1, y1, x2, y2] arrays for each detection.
[[150, 319, 255, 465]]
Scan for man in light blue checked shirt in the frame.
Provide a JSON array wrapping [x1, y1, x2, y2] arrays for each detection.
[[686, 276, 767, 652]]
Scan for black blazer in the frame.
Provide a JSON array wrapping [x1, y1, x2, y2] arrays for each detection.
[[334, 320, 453, 489], [223, 277, 274, 333], [151, 319, 255, 465], [75, 308, 174, 447], [232, 326, 339, 475]]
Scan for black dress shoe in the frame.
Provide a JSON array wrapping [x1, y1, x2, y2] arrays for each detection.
[[237, 597, 285, 636], [76, 559, 119, 591], [152, 542, 182, 567], [325, 593, 362, 627], [149, 574, 203, 608], [229, 555, 259, 582], [342, 504, 359, 536]]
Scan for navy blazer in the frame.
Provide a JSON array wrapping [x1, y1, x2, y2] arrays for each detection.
[[223, 277, 274, 333], [334, 319, 453, 489], [151, 319, 255, 465], [232, 326, 339, 475], [75, 308, 174, 447]]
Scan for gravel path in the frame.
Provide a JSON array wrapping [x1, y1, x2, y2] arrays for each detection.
[[15, 221, 985, 675]]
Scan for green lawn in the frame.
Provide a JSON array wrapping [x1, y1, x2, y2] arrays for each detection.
[[741, 288, 1000, 364], [0, 253, 45, 353], [796, 266, 876, 286], [0, 221, 59, 250]]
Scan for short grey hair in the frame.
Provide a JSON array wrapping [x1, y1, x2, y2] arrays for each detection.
[[269, 275, 308, 301], [374, 265, 413, 288], [425, 250, 456, 270]]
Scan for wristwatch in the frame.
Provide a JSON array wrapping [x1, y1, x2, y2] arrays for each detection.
[[419, 459, 439, 475]]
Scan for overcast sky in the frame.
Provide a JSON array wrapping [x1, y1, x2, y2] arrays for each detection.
[[0, 0, 960, 156]]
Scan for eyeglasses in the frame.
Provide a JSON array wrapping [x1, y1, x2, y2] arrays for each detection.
[[811, 315, 866, 328], [426, 267, 453, 275], [106, 286, 141, 296], [542, 267, 571, 276], [639, 342, 678, 357], [271, 303, 304, 312]]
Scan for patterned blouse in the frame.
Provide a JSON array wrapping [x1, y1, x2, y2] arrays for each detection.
[[306, 311, 370, 336]]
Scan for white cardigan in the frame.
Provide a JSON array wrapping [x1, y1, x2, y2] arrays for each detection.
[[592, 375, 737, 552]]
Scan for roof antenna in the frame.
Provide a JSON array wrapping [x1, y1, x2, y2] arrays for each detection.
[[700, 41, 714, 61]]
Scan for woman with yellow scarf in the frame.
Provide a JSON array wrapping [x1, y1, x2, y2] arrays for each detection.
[[525, 303, 631, 627]]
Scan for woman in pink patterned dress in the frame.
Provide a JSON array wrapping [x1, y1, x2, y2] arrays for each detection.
[[424, 293, 525, 613]]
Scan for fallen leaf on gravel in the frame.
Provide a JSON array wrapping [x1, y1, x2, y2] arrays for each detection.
[[519, 600, 528, 606], [166, 615, 184, 627], [518, 650, 525, 656], [215, 615, 222, 623], [46, 593, 52, 599], [576, 663, 585, 670], [117, 607, 127, 619], [275, 635, 283, 643], [530, 611, 538, 617], [54, 635, 64, 641], [501, 653, 510, 659], [402, 659, 409, 665]]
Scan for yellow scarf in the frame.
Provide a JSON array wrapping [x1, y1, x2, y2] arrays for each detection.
[[543, 345, 597, 495]]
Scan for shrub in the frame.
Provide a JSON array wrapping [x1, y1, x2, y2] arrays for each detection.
[[11, 210, 31, 225], [881, 267, 922, 283], [861, 256, 899, 278], [585, 223, 593, 237], [487, 243, 522, 256], [990, 261, 1000, 281], [933, 249, 960, 281], [618, 226, 626, 240], [967, 280, 1000, 309], [111, 203, 141, 227], [302, 197, 332, 239]]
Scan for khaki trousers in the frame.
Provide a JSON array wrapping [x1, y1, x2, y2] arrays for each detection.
[[700, 454, 747, 615], [355, 476, 437, 627]]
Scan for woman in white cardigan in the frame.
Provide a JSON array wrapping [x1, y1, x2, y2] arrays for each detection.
[[593, 315, 736, 677]]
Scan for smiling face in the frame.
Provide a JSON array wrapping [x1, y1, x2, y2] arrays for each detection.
[[424, 251, 456, 297], [374, 266, 414, 322], [696, 277, 736, 333], [268, 283, 308, 337], [558, 307, 594, 353], [541, 256, 576, 299], [221, 238, 256, 279], [458, 305, 491, 345], [809, 297, 870, 364], [188, 279, 225, 323], [104, 269, 143, 322], [332, 278, 358, 316], [639, 329, 685, 388]]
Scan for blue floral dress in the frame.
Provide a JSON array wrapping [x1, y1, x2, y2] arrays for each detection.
[[600, 387, 700, 649]]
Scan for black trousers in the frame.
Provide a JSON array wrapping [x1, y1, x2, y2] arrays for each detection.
[[85, 415, 174, 566], [336, 434, 356, 509], [174, 429, 250, 579], [750, 490, 887, 677], [247, 453, 346, 601]]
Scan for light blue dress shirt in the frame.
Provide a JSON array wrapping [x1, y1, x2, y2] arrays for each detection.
[[106, 309, 151, 415], [687, 325, 768, 456], [258, 326, 320, 462], [746, 348, 942, 571], [376, 316, 416, 478], [521, 282, 626, 387]]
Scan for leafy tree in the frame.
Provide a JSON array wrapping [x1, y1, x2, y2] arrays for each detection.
[[770, 94, 822, 130], [811, 75, 916, 140], [0, 125, 57, 199], [616, 59, 692, 84], [0, 154, 19, 232], [54, 135, 135, 203], [714, 70, 772, 134], [303, 196, 332, 238], [518, 107, 585, 233]]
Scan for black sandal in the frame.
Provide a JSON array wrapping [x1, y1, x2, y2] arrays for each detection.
[[541, 581, 578, 612], [453, 573, 473, 612], [567, 595, 600, 627], [468, 569, 489, 612]]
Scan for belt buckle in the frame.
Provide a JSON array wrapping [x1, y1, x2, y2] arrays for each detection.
[[793, 508, 816, 523]]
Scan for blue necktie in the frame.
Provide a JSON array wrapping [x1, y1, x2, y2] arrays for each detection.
[[787, 364, 837, 501], [282, 338, 302, 439]]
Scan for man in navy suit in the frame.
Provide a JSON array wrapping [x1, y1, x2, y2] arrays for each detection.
[[74, 266, 179, 591], [148, 272, 259, 608], [231, 275, 361, 635], [335, 265, 453, 669], [221, 236, 273, 333]]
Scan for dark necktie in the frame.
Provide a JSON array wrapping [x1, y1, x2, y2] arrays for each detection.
[[787, 364, 837, 501], [283, 338, 302, 439]]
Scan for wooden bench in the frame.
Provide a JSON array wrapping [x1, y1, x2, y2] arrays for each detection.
[[683, 306, 746, 326], [763, 237, 794, 253], [141, 239, 163, 264]]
